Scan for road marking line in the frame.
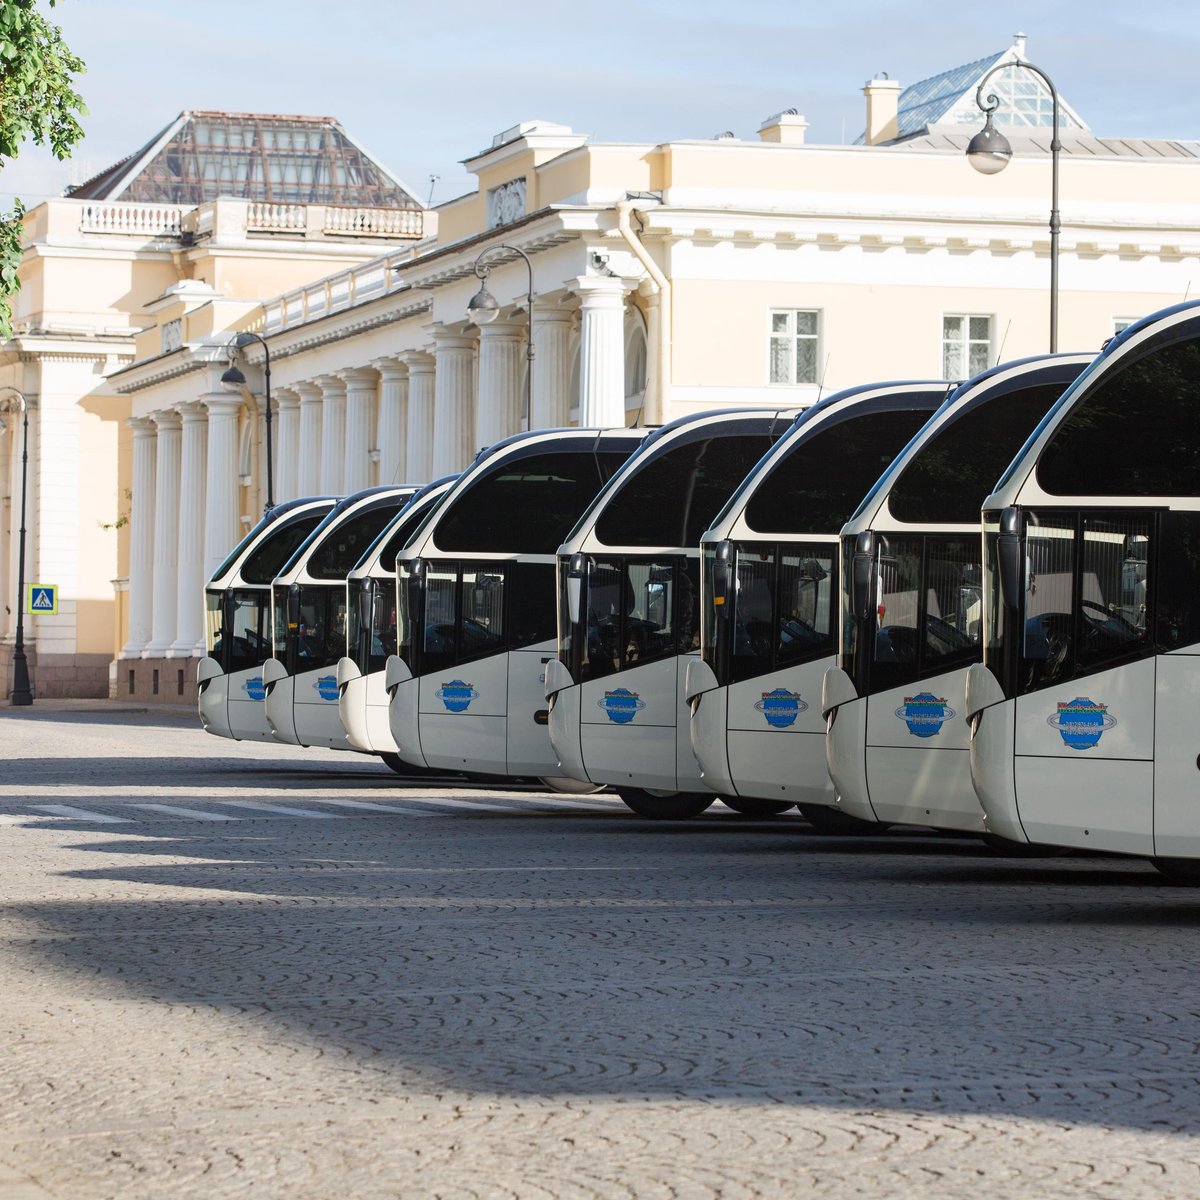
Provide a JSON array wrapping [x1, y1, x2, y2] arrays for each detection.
[[30, 804, 134, 823], [301, 796, 427, 813], [130, 804, 241, 822], [217, 800, 341, 819]]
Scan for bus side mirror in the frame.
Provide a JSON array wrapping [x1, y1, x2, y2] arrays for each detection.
[[566, 552, 587, 627], [357, 580, 374, 634], [851, 531, 877, 622], [710, 540, 733, 619], [997, 506, 1023, 611], [287, 584, 301, 629]]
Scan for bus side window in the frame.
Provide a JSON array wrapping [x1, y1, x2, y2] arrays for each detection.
[[1155, 512, 1200, 651]]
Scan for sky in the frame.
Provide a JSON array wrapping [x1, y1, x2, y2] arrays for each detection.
[[3, 0, 1197, 208]]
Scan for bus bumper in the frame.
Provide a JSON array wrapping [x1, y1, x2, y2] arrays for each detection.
[[685, 660, 737, 795], [821, 667, 877, 822], [964, 663, 1028, 844], [385, 655, 428, 769], [545, 659, 591, 784]]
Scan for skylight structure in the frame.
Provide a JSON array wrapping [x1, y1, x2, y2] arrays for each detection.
[[67, 111, 422, 210]]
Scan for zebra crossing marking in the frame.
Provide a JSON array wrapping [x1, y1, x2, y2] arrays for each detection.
[[30, 804, 134, 823], [218, 800, 340, 819], [131, 804, 242, 822]]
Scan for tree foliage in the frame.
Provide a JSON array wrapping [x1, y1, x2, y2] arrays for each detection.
[[0, 0, 86, 338]]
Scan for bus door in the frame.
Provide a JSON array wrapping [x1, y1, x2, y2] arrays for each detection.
[[862, 535, 982, 827], [417, 562, 509, 772], [1011, 512, 1156, 853], [724, 543, 837, 803], [578, 557, 686, 792], [504, 561, 561, 777]]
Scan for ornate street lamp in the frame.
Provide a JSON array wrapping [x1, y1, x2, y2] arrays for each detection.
[[0, 387, 32, 705], [220, 331, 275, 513], [967, 57, 1062, 352], [467, 243, 535, 427]]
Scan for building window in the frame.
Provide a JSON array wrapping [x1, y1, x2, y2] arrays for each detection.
[[942, 314, 992, 380], [769, 310, 820, 385]]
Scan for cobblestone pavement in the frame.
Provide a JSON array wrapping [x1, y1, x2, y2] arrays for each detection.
[[0, 705, 1198, 1199]]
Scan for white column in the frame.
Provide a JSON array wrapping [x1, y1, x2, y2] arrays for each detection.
[[432, 328, 477, 476], [316, 374, 347, 495], [274, 387, 300, 502], [475, 319, 525, 449], [295, 382, 323, 496], [146, 410, 183, 656], [201, 394, 243, 584], [372, 357, 407, 485], [341, 367, 377, 494], [532, 305, 575, 430], [403, 351, 436, 483], [574, 275, 629, 428], [121, 417, 156, 658], [171, 402, 207, 655]]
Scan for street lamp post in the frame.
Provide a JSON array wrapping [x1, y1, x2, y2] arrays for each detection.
[[966, 58, 1062, 352], [0, 387, 32, 705], [220, 331, 275, 513], [466, 244, 535, 427]]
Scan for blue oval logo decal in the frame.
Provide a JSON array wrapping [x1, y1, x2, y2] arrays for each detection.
[[242, 676, 266, 701], [754, 687, 808, 729], [895, 692, 954, 738], [1047, 697, 1116, 750], [314, 674, 339, 702], [436, 680, 479, 713], [599, 687, 646, 724]]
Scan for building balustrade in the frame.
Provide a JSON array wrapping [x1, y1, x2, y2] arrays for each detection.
[[78, 202, 184, 236]]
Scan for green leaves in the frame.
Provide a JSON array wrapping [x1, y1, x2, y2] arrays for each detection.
[[0, 1, 86, 332]]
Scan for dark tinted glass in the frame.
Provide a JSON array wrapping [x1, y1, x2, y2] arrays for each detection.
[[296, 584, 348, 669], [746, 409, 931, 534], [596, 434, 774, 547], [308, 501, 407, 579], [509, 561, 558, 649], [434, 452, 612, 554], [241, 513, 328, 584], [376, 500, 439, 572], [890, 384, 1066, 523], [1038, 337, 1200, 496], [1156, 511, 1200, 651]]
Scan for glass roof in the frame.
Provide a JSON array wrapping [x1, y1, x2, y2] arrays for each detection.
[[67, 111, 421, 208]]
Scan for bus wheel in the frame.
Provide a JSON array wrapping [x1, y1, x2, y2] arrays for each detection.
[[981, 833, 1060, 857], [1152, 857, 1200, 886], [540, 776, 605, 795], [380, 752, 433, 778], [720, 796, 795, 817], [798, 804, 885, 835], [617, 788, 715, 820]]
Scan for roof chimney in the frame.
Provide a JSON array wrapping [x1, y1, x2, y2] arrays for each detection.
[[1013, 31, 1027, 58], [759, 109, 809, 145], [863, 74, 901, 145]]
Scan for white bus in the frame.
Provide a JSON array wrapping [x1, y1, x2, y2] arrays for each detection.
[[387, 427, 648, 782], [684, 383, 950, 827], [198, 496, 337, 741], [337, 477, 457, 770], [963, 302, 1200, 882], [263, 485, 419, 749], [546, 408, 797, 818], [821, 354, 1093, 837]]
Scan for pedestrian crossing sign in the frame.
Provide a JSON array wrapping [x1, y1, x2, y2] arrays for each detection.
[[25, 584, 58, 615]]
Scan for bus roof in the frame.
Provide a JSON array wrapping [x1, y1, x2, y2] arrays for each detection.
[[845, 353, 1094, 535]]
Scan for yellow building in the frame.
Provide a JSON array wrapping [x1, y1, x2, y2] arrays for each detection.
[[4, 39, 1200, 703]]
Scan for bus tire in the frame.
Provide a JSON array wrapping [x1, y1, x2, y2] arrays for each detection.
[[1152, 857, 1200, 886], [798, 804, 886, 835], [540, 776, 605, 795], [981, 833, 1061, 857], [720, 796, 795, 817], [380, 752, 436, 778], [617, 788, 715, 820]]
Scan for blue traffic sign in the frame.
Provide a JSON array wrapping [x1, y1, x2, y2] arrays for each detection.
[[26, 584, 58, 615]]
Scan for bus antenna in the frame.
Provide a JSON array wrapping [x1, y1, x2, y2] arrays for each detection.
[[816, 353, 831, 402], [994, 319, 1011, 367]]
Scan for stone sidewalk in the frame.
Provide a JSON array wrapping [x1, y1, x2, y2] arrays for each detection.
[[1, 707, 1198, 1198]]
